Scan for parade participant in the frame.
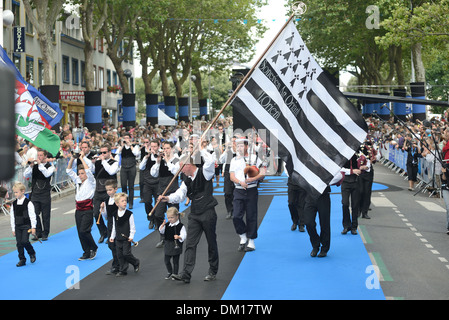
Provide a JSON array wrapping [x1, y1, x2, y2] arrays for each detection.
[[10, 182, 37, 267], [139, 139, 160, 229], [75, 140, 94, 171], [151, 141, 180, 248], [219, 137, 237, 219], [341, 153, 362, 235], [159, 140, 219, 283], [92, 143, 119, 243], [229, 138, 266, 252], [287, 176, 306, 232], [358, 140, 374, 219], [100, 180, 120, 275], [304, 172, 344, 258], [404, 138, 422, 191], [116, 133, 140, 209], [159, 207, 186, 280], [67, 151, 98, 261], [23, 149, 55, 241], [110, 193, 140, 277]]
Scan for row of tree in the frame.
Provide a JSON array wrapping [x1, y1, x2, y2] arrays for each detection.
[[23, 0, 267, 103], [286, 0, 449, 100]]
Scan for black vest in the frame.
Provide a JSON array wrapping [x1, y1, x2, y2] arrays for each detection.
[[183, 167, 218, 214], [121, 146, 137, 168], [95, 158, 117, 192], [106, 200, 118, 231], [31, 162, 52, 197], [114, 209, 132, 241], [13, 198, 31, 227], [164, 222, 184, 241], [343, 155, 359, 183]]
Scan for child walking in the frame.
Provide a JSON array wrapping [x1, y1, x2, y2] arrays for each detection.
[[159, 207, 186, 279], [110, 193, 140, 277], [100, 179, 120, 275], [10, 182, 37, 267]]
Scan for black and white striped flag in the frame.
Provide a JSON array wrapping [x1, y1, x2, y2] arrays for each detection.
[[232, 20, 368, 198]]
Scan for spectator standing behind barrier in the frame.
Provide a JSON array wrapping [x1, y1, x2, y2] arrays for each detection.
[[23, 149, 55, 241], [441, 167, 449, 235], [403, 139, 422, 191]]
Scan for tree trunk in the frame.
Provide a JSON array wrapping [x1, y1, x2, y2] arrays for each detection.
[[411, 42, 426, 83]]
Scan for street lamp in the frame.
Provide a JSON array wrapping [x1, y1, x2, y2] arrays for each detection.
[[0, 3, 14, 47]]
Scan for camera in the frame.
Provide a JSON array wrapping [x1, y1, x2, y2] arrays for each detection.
[[72, 148, 80, 159]]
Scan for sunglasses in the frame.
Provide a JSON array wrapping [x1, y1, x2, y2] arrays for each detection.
[[100, 151, 109, 154]]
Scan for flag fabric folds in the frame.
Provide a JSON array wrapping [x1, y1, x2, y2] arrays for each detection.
[[0, 46, 62, 156], [231, 20, 368, 198]]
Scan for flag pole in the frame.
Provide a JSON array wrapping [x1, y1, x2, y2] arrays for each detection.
[[149, 12, 297, 217]]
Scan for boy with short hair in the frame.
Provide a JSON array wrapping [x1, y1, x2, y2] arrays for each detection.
[[10, 182, 37, 267], [110, 192, 140, 277], [100, 179, 120, 275]]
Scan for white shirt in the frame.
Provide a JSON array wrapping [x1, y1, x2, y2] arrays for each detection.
[[23, 162, 55, 179], [229, 153, 263, 189], [10, 196, 37, 232], [97, 158, 120, 176], [150, 154, 180, 177], [167, 149, 215, 204], [139, 153, 158, 170], [159, 219, 187, 243], [66, 167, 96, 201], [110, 208, 136, 240]]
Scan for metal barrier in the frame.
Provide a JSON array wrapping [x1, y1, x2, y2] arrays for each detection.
[[0, 158, 74, 215]]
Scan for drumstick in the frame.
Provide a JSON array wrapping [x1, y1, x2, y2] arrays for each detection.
[[28, 229, 42, 243]]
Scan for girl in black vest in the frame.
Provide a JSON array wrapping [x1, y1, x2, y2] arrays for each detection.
[[159, 207, 186, 279], [110, 193, 140, 277], [10, 182, 37, 267]]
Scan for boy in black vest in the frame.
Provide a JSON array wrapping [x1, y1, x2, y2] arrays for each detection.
[[159, 139, 219, 283], [92, 143, 119, 243], [10, 182, 37, 267], [110, 192, 140, 277], [100, 180, 120, 275]]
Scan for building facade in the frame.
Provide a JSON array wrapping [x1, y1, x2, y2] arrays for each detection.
[[2, 0, 135, 130]]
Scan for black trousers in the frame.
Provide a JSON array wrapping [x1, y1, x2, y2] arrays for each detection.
[[223, 172, 235, 214], [120, 165, 137, 207], [341, 180, 360, 230], [15, 224, 35, 261], [233, 187, 259, 239], [75, 209, 98, 255], [32, 198, 51, 238], [304, 192, 331, 252], [115, 239, 139, 273], [143, 183, 158, 221], [288, 184, 306, 226], [358, 170, 374, 215], [182, 208, 219, 279], [93, 191, 109, 237], [164, 254, 180, 275]]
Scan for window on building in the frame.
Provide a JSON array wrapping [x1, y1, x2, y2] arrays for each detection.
[[72, 58, 79, 85], [12, 0, 20, 27], [62, 55, 70, 83], [93, 65, 97, 89], [26, 56, 34, 85], [25, 13, 34, 34], [113, 71, 117, 86], [106, 69, 111, 87], [38, 59, 44, 86], [98, 67, 104, 90], [13, 54, 20, 73]]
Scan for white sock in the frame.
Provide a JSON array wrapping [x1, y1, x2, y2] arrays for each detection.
[[239, 233, 247, 244], [247, 239, 255, 249]]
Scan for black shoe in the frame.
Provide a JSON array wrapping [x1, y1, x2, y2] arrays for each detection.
[[16, 260, 26, 267], [165, 273, 172, 280], [134, 262, 140, 273], [310, 247, 319, 257], [237, 243, 246, 252], [42, 236, 48, 241], [106, 268, 119, 275], [30, 254, 36, 263], [298, 225, 305, 232], [78, 253, 90, 261], [351, 229, 358, 235], [116, 272, 127, 277], [362, 213, 371, 219], [318, 250, 327, 258], [291, 223, 297, 231], [226, 212, 233, 220], [172, 273, 190, 283], [98, 234, 106, 243], [89, 249, 97, 259], [204, 273, 216, 281], [148, 221, 154, 229], [341, 228, 349, 235], [156, 240, 165, 248]]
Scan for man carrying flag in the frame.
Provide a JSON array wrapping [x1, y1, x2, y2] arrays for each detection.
[[231, 17, 367, 199], [0, 46, 62, 157]]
